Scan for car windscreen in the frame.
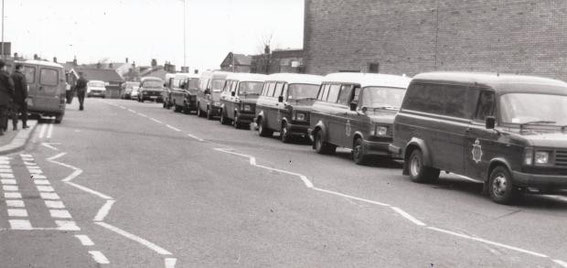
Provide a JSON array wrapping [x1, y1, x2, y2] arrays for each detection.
[[360, 87, 406, 109], [88, 81, 105, 88], [143, 80, 163, 88], [287, 84, 320, 100], [239, 82, 263, 95], [211, 79, 225, 92], [500, 93, 567, 125]]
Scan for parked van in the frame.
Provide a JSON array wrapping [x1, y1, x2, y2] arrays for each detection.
[[170, 73, 200, 114], [309, 73, 411, 164], [255, 73, 323, 143], [138, 77, 164, 102], [196, 71, 230, 119], [17, 60, 66, 123], [87, 80, 107, 98], [219, 73, 267, 128], [390, 72, 567, 204]]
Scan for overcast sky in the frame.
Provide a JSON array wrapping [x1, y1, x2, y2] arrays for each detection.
[[4, 0, 304, 71]]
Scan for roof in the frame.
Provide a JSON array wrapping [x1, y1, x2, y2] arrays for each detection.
[[322, 73, 411, 88], [201, 70, 232, 80], [141, 76, 163, 82], [220, 53, 253, 68], [225, 73, 268, 82], [265, 73, 323, 85], [412, 72, 567, 94], [75, 67, 124, 83], [17, 60, 64, 69]]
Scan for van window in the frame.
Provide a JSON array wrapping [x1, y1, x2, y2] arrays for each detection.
[[318, 84, 329, 101], [404, 83, 469, 118], [40, 68, 58, 86], [23, 66, 35, 83], [474, 91, 495, 121], [274, 82, 285, 97], [288, 84, 319, 100], [337, 84, 354, 105], [327, 84, 341, 103], [266, 82, 276, 97], [211, 79, 225, 92], [239, 82, 263, 95]]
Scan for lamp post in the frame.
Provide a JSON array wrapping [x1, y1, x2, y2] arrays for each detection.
[[182, 0, 186, 69], [1, 0, 4, 60]]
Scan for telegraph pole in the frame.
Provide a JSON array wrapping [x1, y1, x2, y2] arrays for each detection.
[[1, 0, 4, 60], [183, 0, 186, 69]]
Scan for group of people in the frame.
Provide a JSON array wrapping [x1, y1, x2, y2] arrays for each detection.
[[0, 60, 29, 136]]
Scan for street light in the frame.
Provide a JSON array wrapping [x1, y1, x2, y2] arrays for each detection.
[[178, 0, 187, 70], [1, 0, 4, 60]]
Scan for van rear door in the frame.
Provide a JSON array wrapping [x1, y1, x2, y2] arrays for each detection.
[[31, 67, 63, 112]]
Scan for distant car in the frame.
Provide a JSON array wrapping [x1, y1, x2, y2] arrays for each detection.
[[130, 88, 139, 100], [121, 81, 140, 99], [87, 80, 107, 98], [138, 77, 164, 102]]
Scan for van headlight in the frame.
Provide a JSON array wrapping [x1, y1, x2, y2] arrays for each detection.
[[292, 111, 306, 121], [535, 151, 551, 165], [371, 125, 388, 136], [243, 104, 251, 111]]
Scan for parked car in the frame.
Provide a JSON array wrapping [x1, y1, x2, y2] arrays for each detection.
[[130, 88, 139, 100], [255, 73, 323, 142], [87, 80, 107, 98], [309, 73, 411, 164], [171, 73, 200, 113], [16, 60, 67, 123], [138, 77, 164, 102], [196, 71, 231, 119], [121, 81, 140, 99], [390, 72, 567, 204], [219, 73, 267, 128]]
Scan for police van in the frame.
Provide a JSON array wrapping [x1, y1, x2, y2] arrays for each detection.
[[219, 73, 267, 128], [390, 72, 567, 204], [196, 71, 230, 120], [170, 73, 200, 114], [255, 73, 323, 143], [138, 77, 164, 102], [17, 60, 67, 123], [309, 73, 411, 164]]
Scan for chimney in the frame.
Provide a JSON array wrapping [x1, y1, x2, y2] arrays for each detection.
[[53, 57, 57, 63], [97, 62, 102, 69], [34, 54, 39, 60], [132, 61, 136, 68], [13, 53, 18, 59], [125, 57, 129, 63], [73, 56, 77, 66], [109, 63, 114, 69]]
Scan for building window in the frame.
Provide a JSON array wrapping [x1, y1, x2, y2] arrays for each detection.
[[368, 62, 379, 73]]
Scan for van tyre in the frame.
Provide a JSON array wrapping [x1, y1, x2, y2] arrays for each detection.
[[280, 123, 291, 143], [408, 149, 440, 183], [220, 110, 231, 125], [257, 118, 273, 137], [488, 166, 518, 204], [206, 107, 213, 120], [352, 138, 369, 165], [233, 113, 241, 129], [197, 103, 204, 117], [314, 131, 336, 155], [54, 114, 63, 124]]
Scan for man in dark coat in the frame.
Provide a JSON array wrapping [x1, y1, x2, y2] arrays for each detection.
[[11, 63, 29, 130], [0, 60, 14, 135], [76, 72, 88, 111]]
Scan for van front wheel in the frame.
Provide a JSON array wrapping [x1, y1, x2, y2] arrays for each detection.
[[488, 166, 518, 204], [314, 131, 336, 155], [408, 149, 439, 183]]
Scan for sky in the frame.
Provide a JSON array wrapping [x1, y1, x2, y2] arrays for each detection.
[[4, 0, 304, 72]]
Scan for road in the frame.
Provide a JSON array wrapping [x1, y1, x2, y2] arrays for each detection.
[[1, 98, 567, 267]]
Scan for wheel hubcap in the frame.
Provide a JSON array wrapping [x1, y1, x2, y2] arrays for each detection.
[[410, 155, 421, 176], [492, 175, 508, 197], [353, 144, 361, 160]]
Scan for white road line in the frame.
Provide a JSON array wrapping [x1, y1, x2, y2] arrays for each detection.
[[38, 124, 47, 139], [128, 109, 136, 113], [75, 235, 95, 246], [9, 219, 33, 230], [0, 168, 12, 173], [28, 169, 43, 174], [41, 143, 59, 151], [34, 180, 51, 185], [40, 192, 60, 200], [96, 222, 172, 255], [94, 200, 116, 222], [32, 174, 47, 179], [62, 169, 82, 182], [6, 200, 24, 208], [166, 125, 181, 132], [138, 113, 148, 118], [390, 207, 426, 226], [427, 227, 548, 258], [65, 181, 113, 200], [0, 165, 9, 169], [45, 200, 66, 209], [49, 209, 72, 219], [0, 174, 15, 179], [3, 185, 19, 191], [165, 258, 177, 268], [4, 192, 22, 199], [37, 185, 55, 192], [187, 134, 204, 142], [313, 187, 391, 207], [1, 179, 17, 184], [150, 118, 163, 124], [47, 123, 54, 139], [7, 209, 28, 217], [47, 152, 66, 161], [55, 220, 81, 231], [89, 251, 110, 264], [554, 260, 567, 268]]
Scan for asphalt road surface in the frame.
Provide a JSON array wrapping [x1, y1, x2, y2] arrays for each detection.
[[1, 99, 567, 268]]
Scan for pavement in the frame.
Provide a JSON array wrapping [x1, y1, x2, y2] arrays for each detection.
[[1, 99, 567, 267], [0, 120, 38, 155]]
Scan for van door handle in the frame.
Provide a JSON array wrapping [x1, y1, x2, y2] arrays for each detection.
[[39, 86, 43, 91]]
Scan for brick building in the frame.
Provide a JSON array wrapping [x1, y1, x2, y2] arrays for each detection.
[[304, 0, 567, 80]]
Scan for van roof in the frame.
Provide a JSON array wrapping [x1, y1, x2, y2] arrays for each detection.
[[412, 72, 567, 94], [226, 73, 267, 82], [175, 73, 200, 79], [323, 72, 411, 89], [17, 60, 63, 69], [141, 76, 163, 82], [265, 73, 323, 85], [88, 80, 105, 83]]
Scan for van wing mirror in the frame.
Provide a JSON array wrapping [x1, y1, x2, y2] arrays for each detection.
[[278, 95, 284, 103], [204, 89, 211, 95], [485, 116, 496, 129], [349, 101, 357, 111], [231, 91, 236, 97]]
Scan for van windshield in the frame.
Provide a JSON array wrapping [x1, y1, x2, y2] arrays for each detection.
[[187, 78, 200, 89], [143, 80, 163, 88], [89, 82, 105, 88], [288, 84, 320, 100], [239, 82, 263, 95], [500, 93, 567, 125], [211, 79, 226, 92], [360, 87, 406, 109]]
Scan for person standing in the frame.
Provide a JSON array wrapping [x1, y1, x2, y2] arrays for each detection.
[[0, 60, 15, 135], [11, 63, 29, 130], [76, 72, 88, 111]]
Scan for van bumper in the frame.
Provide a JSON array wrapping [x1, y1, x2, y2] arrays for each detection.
[[512, 171, 567, 191], [363, 139, 395, 158], [288, 122, 310, 136], [236, 112, 255, 123]]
